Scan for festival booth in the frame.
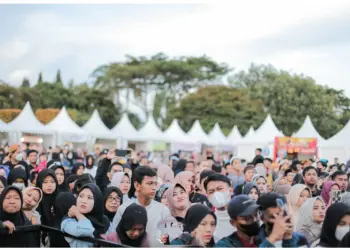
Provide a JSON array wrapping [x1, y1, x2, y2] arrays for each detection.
[[82, 110, 116, 150], [187, 120, 210, 153], [164, 119, 201, 153], [238, 115, 283, 161], [6, 102, 54, 148], [207, 123, 233, 153], [318, 120, 350, 163], [111, 113, 141, 150], [274, 137, 318, 161], [45, 107, 89, 148], [226, 125, 243, 156]]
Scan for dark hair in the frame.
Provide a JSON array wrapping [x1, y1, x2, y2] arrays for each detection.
[[200, 170, 215, 184], [264, 158, 272, 163], [256, 148, 262, 153], [204, 174, 231, 191], [108, 162, 124, 172], [133, 166, 157, 185], [211, 164, 222, 173], [331, 170, 347, 181], [302, 166, 318, 177], [289, 164, 298, 172], [284, 169, 293, 177], [27, 150, 38, 156]]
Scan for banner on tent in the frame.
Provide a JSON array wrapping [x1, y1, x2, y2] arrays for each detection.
[[170, 143, 202, 153], [274, 137, 318, 160]]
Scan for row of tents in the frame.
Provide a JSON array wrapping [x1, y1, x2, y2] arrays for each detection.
[[0, 102, 349, 162]]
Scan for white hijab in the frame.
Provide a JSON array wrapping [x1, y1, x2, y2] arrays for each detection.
[[111, 172, 130, 203]]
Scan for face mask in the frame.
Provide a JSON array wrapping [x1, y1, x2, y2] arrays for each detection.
[[208, 191, 231, 209], [239, 221, 260, 236], [13, 182, 25, 190], [15, 153, 23, 162], [335, 225, 350, 241]]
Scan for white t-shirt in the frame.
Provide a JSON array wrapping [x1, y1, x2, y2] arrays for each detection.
[[84, 166, 97, 178], [214, 209, 236, 242]]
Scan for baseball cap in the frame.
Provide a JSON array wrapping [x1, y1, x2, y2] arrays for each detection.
[[257, 192, 286, 211], [228, 195, 259, 219], [100, 149, 109, 156]]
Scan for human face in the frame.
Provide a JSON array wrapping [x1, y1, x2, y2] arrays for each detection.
[[185, 162, 195, 173], [245, 169, 254, 182], [3, 190, 21, 213], [248, 187, 259, 201], [232, 159, 242, 171], [77, 166, 85, 176], [55, 168, 65, 185], [303, 169, 317, 186], [233, 210, 259, 227], [263, 207, 281, 225], [23, 189, 40, 210], [335, 174, 348, 191], [195, 214, 216, 245], [40, 154, 47, 162], [120, 175, 131, 194], [77, 188, 94, 214], [338, 214, 350, 226], [28, 152, 38, 164], [42, 175, 57, 194], [206, 180, 231, 198], [172, 186, 189, 210], [105, 191, 121, 213], [264, 160, 271, 168], [297, 189, 311, 208], [88, 157, 93, 166], [135, 176, 157, 200], [256, 177, 267, 193], [0, 181, 5, 194], [126, 224, 145, 240], [183, 176, 194, 194], [0, 169, 6, 178], [225, 164, 234, 175], [281, 163, 289, 171], [312, 199, 325, 224], [161, 189, 169, 207]]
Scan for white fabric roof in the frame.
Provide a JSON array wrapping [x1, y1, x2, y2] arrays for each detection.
[[227, 125, 243, 144], [294, 116, 324, 142], [46, 107, 87, 135], [82, 110, 114, 139], [137, 115, 165, 141], [187, 120, 210, 144], [244, 126, 255, 139], [111, 113, 140, 141], [0, 119, 10, 132], [7, 102, 53, 134], [244, 114, 283, 144], [164, 119, 193, 143], [319, 119, 350, 147], [208, 123, 229, 146]]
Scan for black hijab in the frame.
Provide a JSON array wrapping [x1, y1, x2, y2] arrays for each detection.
[[0, 175, 7, 189], [74, 173, 95, 194], [78, 184, 110, 238], [174, 159, 187, 175], [71, 162, 85, 175], [319, 202, 350, 247], [0, 186, 26, 225], [51, 165, 68, 193], [36, 169, 58, 227], [103, 186, 123, 222], [116, 203, 147, 247], [7, 167, 27, 186], [86, 155, 95, 170]]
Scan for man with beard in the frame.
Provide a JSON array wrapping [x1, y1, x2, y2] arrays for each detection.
[[302, 166, 321, 197]]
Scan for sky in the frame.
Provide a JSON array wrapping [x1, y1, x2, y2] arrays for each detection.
[[1, 1, 350, 118]]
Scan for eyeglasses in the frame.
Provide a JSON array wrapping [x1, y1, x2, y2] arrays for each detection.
[[108, 196, 121, 202]]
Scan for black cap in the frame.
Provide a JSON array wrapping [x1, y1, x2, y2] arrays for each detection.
[[27, 150, 38, 156], [257, 192, 286, 211], [100, 149, 109, 156], [228, 195, 259, 219]]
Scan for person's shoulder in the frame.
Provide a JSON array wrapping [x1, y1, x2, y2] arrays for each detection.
[[170, 238, 186, 245], [215, 232, 241, 248]]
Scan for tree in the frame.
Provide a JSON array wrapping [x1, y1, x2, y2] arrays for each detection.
[[169, 86, 265, 135], [55, 69, 63, 85], [37, 72, 43, 85], [21, 78, 30, 88]]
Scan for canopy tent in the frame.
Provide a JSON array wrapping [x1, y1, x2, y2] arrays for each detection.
[[187, 120, 210, 144], [294, 116, 324, 142], [208, 123, 230, 146], [137, 115, 165, 142], [111, 113, 140, 141], [227, 125, 243, 145], [82, 110, 114, 139], [244, 126, 255, 139], [0, 119, 10, 132]]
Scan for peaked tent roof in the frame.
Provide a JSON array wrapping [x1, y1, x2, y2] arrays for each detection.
[[0, 119, 10, 132], [320, 120, 350, 147], [244, 114, 283, 143], [111, 113, 139, 141], [7, 102, 53, 134], [244, 126, 255, 139], [208, 123, 229, 146], [82, 110, 114, 139], [137, 115, 165, 141], [164, 119, 193, 143], [294, 115, 324, 142], [227, 125, 243, 144], [187, 120, 210, 144], [46, 106, 87, 135]]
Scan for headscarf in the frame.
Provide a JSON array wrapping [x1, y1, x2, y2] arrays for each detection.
[[0, 186, 26, 225], [242, 182, 260, 196], [111, 172, 127, 189], [254, 164, 267, 177], [296, 197, 325, 245], [78, 184, 110, 238], [252, 174, 267, 183], [156, 163, 174, 183], [22, 187, 43, 211], [286, 184, 311, 226], [7, 167, 27, 186], [155, 183, 170, 203], [0, 165, 10, 178], [36, 169, 58, 227], [51, 165, 68, 193], [319, 203, 350, 247], [166, 183, 190, 220], [0, 176, 7, 189], [174, 171, 194, 193], [85, 155, 95, 169], [274, 183, 291, 196], [321, 181, 340, 205], [116, 203, 148, 247], [103, 186, 123, 222], [73, 173, 95, 194], [173, 159, 188, 175], [71, 162, 85, 175]]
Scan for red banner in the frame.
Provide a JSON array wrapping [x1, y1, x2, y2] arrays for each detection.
[[274, 137, 318, 160]]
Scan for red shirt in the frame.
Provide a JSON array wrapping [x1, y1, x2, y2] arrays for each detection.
[[237, 233, 257, 248]]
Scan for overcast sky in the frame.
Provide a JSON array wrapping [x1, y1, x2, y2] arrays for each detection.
[[1, 1, 350, 118]]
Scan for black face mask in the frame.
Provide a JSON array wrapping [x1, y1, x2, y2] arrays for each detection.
[[239, 221, 261, 236]]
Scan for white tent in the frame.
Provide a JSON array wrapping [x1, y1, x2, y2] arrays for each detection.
[[137, 115, 165, 142], [187, 120, 210, 144], [244, 126, 255, 139], [227, 125, 243, 145], [0, 119, 10, 132], [111, 113, 140, 141], [294, 116, 324, 142], [82, 110, 114, 139], [164, 119, 192, 143], [7, 102, 53, 135], [208, 123, 230, 146]]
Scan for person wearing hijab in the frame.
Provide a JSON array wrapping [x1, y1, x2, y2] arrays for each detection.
[[102, 203, 150, 247], [73, 173, 95, 194], [0, 186, 39, 247], [71, 163, 85, 176], [155, 183, 170, 207], [36, 169, 58, 246], [321, 180, 340, 207], [242, 182, 260, 201], [340, 231, 350, 247], [103, 187, 123, 222], [51, 192, 77, 247], [22, 187, 42, 225], [0, 165, 10, 178], [166, 183, 191, 224], [156, 163, 175, 184], [85, 155, 97, 178], [273, 178, 291, 197], [173, 159, 187, 176], [7, 167, 28, 190], [252, 174, 267, 194], [296, 197, 326, 245], [67, 174, 79, 192], [317, 202, 350, 247], [51, 165, 69, 193], [286, 184, 311, 229], [0, 176, 7, 195], [171, 204, 217, 247], [111, 172, 131, 203], [61, 183, 112, 247]]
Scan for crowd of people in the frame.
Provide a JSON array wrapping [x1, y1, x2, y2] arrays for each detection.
[[1, 142, 350, 248]]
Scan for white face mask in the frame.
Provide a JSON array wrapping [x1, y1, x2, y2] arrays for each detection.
[[335, 225, 350, 241], [15, 153, 23, 162], [208, 191, 231, 209], [13, 182, 25, 191]]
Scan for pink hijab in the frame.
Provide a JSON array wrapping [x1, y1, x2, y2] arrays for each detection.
[[174, 171, 194, 193], [156, 163, 174, 183], [166, 183, 190, 216], [321, 181, 340, 205]]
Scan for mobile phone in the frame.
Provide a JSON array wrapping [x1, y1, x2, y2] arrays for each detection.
[[331, 190, 341, 203], [276, 198, 289, 217], [115, 149, 132, 158]]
